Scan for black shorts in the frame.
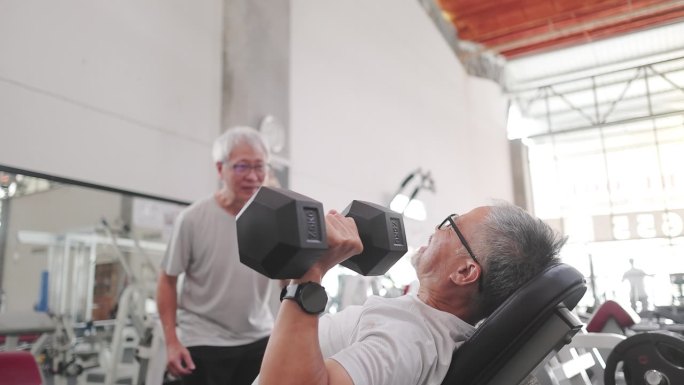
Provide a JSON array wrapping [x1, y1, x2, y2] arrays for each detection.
[[181, 337, 269, 385]]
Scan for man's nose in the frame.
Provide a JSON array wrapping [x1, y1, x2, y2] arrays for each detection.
[[244, 168, 261, 179]]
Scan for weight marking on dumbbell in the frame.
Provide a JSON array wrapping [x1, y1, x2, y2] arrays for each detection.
[[391, 218, 405, 247], [304, 207, 322, 242]]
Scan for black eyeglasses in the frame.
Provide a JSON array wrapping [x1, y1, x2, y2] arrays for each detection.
[[438, 214, 483, 291]]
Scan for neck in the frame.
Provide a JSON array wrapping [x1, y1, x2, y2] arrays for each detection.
[[214, 190, 243, 216], [417, 285, 480, 325]]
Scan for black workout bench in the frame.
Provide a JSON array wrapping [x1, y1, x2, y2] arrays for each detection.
[[441, 263, 587, 385]]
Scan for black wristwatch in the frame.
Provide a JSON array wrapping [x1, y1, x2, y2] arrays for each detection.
[[280, 282, 328, 315]]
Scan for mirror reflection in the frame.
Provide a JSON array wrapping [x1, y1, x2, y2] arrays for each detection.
[[0, 166, 184, 322], [0, 166, 186, 383], [0, 168, 186, 318]]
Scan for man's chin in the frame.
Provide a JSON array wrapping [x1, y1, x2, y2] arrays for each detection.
[[410, 248, 424, 268], [241, 188, 260, 197]]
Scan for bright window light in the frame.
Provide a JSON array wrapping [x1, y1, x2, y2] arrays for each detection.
[[507, 103, 543, 140]]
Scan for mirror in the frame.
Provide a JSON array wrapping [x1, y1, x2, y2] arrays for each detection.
[[0, 165, 187, 322]]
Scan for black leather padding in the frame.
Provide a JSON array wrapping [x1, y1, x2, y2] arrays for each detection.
[[440, 263, 587, 385]]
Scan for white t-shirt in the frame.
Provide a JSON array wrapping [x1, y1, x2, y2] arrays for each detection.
[[161, 196, 276, 347], [320, 294, 475, 385], [622, 268, 647, 299]]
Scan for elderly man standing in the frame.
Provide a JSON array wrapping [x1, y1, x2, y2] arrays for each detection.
[[157, 126, 278, 385]]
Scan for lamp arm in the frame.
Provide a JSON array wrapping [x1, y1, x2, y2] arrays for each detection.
[[399, 168, 421, 189], [421, 171, 436, 193], [407, 185, 422, 202]]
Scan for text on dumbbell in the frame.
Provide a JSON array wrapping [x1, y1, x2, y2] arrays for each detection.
[[390, 218, 405, 246], [304, 207, 323, 242]]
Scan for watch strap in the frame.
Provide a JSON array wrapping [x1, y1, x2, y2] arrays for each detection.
[[280, 284, 299, 300], [280, 282, 327, 315]]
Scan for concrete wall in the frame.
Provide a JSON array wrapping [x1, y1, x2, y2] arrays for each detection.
[[0, 0, 511, 215], [222, 0, 290, 160], [0, 0, 513, 288], [0, 0, 224, 202], [290, 0, 512, 248]]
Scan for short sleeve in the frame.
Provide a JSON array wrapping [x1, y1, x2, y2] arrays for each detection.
[[160, 210, 193, 276], [330, 313, 433, 385]]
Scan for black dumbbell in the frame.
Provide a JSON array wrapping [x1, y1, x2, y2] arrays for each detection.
[[236, 186, 408, 279]]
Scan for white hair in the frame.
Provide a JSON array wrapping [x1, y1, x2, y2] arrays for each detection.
[[211, 126, 270, 163]]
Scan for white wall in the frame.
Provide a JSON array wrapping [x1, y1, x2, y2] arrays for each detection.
[[0, 0, 511, 214], [0, 0, 223, 202], [290, 0, 512, 248], [0, 0, 513, 286]]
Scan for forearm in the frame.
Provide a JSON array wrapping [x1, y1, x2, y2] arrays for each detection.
[[156, 275, 180, 344], [260, 270, 330, 385], [260, 212, 360, 385], [260, 299, 328, 385]]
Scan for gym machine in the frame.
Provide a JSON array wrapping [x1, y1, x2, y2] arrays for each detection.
[[542, 299, 684, 385], [8, 223, 165, 385]]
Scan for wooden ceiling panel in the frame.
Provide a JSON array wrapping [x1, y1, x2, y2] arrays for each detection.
[[438, 0, 684, 58]]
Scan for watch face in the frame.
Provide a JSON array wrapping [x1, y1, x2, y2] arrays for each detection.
[[300, 283, 328, 314]]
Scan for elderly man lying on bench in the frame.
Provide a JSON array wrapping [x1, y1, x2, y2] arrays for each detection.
[[252, 203, 585, 385]]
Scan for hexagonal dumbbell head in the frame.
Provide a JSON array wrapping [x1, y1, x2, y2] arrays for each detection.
[[340, 200, 408, 276], [236, 186, 328, 279]]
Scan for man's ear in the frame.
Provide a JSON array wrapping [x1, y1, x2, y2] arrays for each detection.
[[449, 261, 480, 287], [216, 162, 224, 174]]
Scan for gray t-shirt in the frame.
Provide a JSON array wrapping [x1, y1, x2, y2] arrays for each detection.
[[161, 196, 275, 347], [319, 294, 475, 385]]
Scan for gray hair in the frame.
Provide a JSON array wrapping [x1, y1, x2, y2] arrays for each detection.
[[476, 203, 566, 317], [212, 126, 270, 163]]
